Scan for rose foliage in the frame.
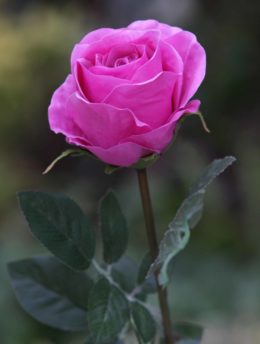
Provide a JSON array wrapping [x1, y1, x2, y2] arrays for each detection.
[[8, 157, 235, 344]]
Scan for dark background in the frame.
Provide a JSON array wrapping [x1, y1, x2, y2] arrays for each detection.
[[0, 0, 259, 343]]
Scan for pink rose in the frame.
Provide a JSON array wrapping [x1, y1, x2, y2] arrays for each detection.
[[49, 19, 206, 167]]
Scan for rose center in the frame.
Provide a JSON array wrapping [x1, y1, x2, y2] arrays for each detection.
[[114, 52, 139, 67], [97, 44, 141, 68]]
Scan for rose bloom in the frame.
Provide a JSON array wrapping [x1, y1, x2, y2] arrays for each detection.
[[49, 19, 206, 167]]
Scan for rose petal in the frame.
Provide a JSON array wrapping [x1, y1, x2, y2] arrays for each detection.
[[167, 31, 196, 60], [167, 31, 206, 107], [75, 59, 130, 102], [48, 74, 85, 139], [131, 39, 163, 82], [71, 29, 160, 70], [70, 28, 116, 67], [104, 44, 140, 67], [180, 43, 206, 106], [126, 100, 201, 151], [85, 142, 152, 167], [67, 93, 150, 148], [79, 28, 116, 44], [89, 44, 148, 80], [66, 100, 200, 166], [103, 71, 177, 128], [160, 40, 183, 74], [128, 19, 182, 39], [173, 99, 201, 121]]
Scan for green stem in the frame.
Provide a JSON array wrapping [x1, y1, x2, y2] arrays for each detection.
[[137, 168, 174, 344]]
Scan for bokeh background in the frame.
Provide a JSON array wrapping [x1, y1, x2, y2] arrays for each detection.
[[0, 0, 259, 343]]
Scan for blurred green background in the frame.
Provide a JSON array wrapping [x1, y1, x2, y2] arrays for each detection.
[[0, 0, 259, 343]]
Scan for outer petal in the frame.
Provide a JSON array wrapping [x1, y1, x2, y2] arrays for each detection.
[[67, 93, 150, 148], [126, 100, 201, 151], [68, 140, 152, 167], [79, 28, 116, 44], [174, 99, 201, 120], [70, 28, 116, 67], [103, 71, 177, 128], [180, 43, 206, 106], [128, 19, 182, 39], [48, 75, 84, 139], [79, 100, 200, 167], [160, 40, 183, 74], [167, 31, 206, 107]]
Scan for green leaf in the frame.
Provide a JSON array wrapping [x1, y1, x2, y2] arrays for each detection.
[[100, 191, 128, 264], [111, 255, 138, 293], [137, 253, 151, 285], [43, 148, 92, 174], [189, 156, 236, 194], [137, 253, 157, 295], [157, 222, 190, 286], [149, 156, 236, 286], [131, 301, 156, 343], [8, 256, 94, 331], [173, 192, 204, 230], [87, 278, 130, 343], [18, 192, 95, 270]]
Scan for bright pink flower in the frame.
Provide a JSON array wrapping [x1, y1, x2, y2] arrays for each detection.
[[49, 19, 206, 167]]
